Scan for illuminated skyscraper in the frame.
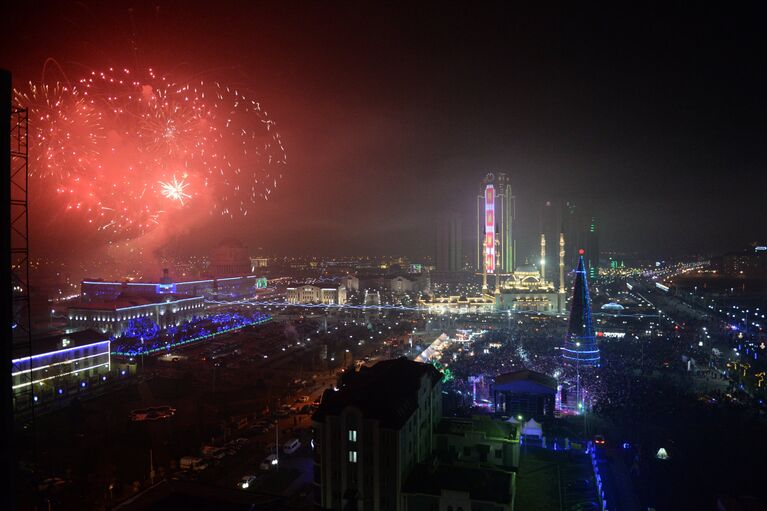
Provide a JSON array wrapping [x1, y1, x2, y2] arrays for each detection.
[[476, 173, 515, 279], [562, 253, 599, 366]]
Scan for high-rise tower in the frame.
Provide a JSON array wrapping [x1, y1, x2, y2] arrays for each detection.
[[435, 213, 463, 273], [562, 253, 599, 366], [476, 173, 515, 276], [585, 216, 600, 281]]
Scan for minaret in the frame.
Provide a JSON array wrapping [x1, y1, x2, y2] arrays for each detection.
[[559, 233, 566, 294], [540, 234, 546, 285]]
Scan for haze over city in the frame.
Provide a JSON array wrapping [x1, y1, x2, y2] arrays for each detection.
[[3, 3, 766, 511], [3, 2, 765, 263]]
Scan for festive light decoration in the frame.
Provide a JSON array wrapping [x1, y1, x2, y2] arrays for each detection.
[[111, 311, 270, 356]]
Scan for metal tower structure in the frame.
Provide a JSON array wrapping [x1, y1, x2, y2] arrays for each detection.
[[2, 69, 13, 511], [11, 103, 33, 409]]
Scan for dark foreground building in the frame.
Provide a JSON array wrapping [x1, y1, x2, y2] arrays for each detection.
[[312, 357, 443, 511]]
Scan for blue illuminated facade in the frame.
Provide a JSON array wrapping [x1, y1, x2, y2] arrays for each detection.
[[12, 335, 112, 407], [111, 311, 271, 357], [562, 255, 600, 366]]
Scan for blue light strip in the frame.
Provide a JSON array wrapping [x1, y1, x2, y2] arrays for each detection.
[[12, 340, 111, 365], [115, 296, 202, 311], [561, 348, 601, 354]]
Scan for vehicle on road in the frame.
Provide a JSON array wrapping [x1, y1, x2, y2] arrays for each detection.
[[283, 438, 301, 454], [130, 405, 175, 421], [179, 456, 208, 471], [260, 454, 279, 470], [238, 475, 257, 489]]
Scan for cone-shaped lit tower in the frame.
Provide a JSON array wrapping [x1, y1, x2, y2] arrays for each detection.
[[562, 253, 600, 366]]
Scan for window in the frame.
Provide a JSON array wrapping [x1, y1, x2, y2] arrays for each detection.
[[348, 450, 357, 463], [348, 429, 357, 442], [495, 449, 503, 458], [463, 446, 471, 456]]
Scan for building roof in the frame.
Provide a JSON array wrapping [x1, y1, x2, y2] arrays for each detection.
[[69, 293, 198, 311], [17, 329, 110, 359], [312, 357, 442, 429], [403, 462, 513, 504], [494, 369, 557, 394], [435, 416, 518, 442], [286, 280, 341, 289], [114, 480, 291, 511]]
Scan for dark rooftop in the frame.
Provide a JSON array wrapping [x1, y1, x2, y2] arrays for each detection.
[[403, 461, 513, 504], [114, 480, 291, 511], [312, 357, 442, 429], [436, 415, 518, 442], [17, 329, 110, 359]]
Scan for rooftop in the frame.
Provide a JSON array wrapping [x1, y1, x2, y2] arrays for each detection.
[[312, 357, 442, 429], [69, 293, 198, 311], [403, 461, 513, 504], [16, 329, 110, 359], [436, 415, 519, 442], [114, 480, 291, 511]]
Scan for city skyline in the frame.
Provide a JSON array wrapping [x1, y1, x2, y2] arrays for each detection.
[[4, 3, 767, 510]]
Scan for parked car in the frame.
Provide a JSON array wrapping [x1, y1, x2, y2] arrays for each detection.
[[238, 475, 257, 489], [283, 438, 301, 454], [259, 454, 279, 471], [179, 456, 208, 471]]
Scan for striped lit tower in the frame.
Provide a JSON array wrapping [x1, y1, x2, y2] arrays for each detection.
[[476, 172, 515, 291], [562, 251, 599, 367]]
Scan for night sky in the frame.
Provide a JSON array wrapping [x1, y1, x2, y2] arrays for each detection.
[[3, 2, 766, 261]]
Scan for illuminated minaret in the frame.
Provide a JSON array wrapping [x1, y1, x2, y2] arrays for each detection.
[[540, 234, 546, 285], [559, 233, 566, 294]]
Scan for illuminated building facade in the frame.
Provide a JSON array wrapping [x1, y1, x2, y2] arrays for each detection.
[[12, 330, 111, 408], [476, 173, 515, 283], [81, 272, 267, 301], [419, 294, 496, 314], [68, 295, 205, 336], [286, 283, 347, 304], [562, 254, 600, 366], [250, 256, 269, 271], [495, 234, 567, 313]]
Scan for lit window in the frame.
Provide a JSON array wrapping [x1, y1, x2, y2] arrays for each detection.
[[348, 450, 357, 463], [348, 430, 357, 442]]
